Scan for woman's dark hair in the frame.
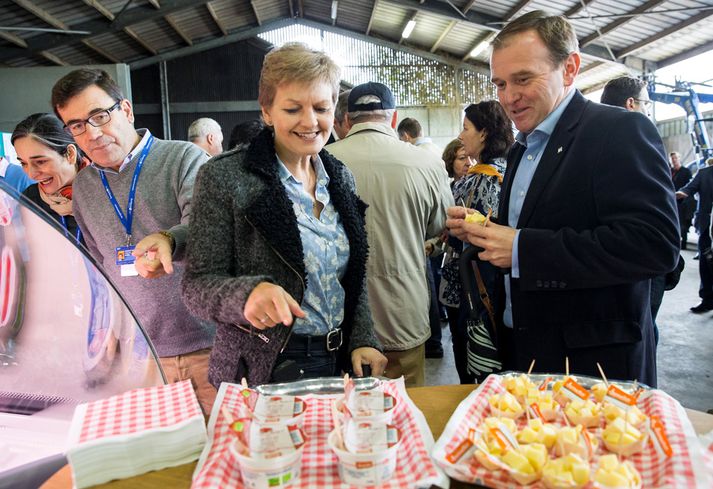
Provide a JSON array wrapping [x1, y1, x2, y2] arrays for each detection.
[[11, 113, 86, 166], [228, 119, 265, 149], [463, 100, 514, 164], [442, 138, 465, 178]]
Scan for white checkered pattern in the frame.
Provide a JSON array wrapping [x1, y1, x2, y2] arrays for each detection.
[[75, 380, 203, 444], [193, 378, 443, 488], [432, 374, 711, 488]]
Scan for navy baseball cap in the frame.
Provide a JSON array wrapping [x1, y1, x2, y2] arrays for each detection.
[[348, 82, 396, 112]]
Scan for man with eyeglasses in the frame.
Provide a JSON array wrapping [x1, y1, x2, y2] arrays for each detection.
[[600, 76, 653, 118], [51, 68, 216, 413], [601, 76, 684, 346]]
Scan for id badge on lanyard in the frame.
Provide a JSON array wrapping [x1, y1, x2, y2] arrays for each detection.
[[101, 134, 154, 277]]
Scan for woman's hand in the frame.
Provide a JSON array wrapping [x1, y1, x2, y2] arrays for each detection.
[[350, 347, 388, 377], [244, 282, 306, 330]]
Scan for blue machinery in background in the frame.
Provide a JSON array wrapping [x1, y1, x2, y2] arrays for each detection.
[[647, 77, 713, 167]]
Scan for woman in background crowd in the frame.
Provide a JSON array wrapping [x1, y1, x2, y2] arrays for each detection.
[[11, 113, 87, 245], [447, 100, 513, 383], [183, 43, 386, 387]]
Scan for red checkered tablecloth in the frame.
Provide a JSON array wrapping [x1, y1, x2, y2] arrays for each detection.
[[192, 378, 447, 488], [432, 374, 712, 488], [701, 429, 713, 475], [68, 380, 203, 445]]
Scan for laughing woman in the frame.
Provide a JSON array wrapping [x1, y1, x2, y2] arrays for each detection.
[[182, 43, 387, 387], [12, 113, 86, 245]]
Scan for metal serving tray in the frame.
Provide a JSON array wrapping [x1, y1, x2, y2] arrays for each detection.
[[499, 370, 651, 391], [256, 376, 380, 396]]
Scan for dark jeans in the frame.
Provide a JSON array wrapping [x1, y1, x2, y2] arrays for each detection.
[[426, 258, 442, 350], [271, 334, 338, 382]]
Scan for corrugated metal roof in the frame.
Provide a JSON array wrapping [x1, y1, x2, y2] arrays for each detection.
[[1, 0, 712, 94]]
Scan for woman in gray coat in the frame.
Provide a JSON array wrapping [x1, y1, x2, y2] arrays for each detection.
[[182, 43, 386, 387]]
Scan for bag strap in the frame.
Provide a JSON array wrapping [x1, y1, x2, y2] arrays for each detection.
[[470, 260, 497, 341]]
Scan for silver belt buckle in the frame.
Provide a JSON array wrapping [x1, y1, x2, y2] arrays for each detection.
[[326, 328, 343, 351]]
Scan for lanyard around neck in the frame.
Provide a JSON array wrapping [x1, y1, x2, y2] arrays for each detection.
[[59, 215, 82, 243], [99, 135, 154, 245]]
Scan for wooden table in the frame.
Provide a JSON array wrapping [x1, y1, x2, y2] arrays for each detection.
[[41, 384, 713, 489]]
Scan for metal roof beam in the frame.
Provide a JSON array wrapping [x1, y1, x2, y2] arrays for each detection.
[[81, 0, 115, 21], [430, 20, 456, 52], [251, 0, 263, 26], [206, 2, 228, 36], [504, 0, 534, 22], [615, 10, 713, 59], [563, 0, 596, 18], [461, 0, 477, 15], [82, 38, 121, 63], [39, 50, 67, 66], [124, 26, 158, 55], [580, 0, 666, 48], [384, 0, 500, 33], [366, 0, 379, 35], [165, 15, 192, 46], [657, 39, 713, 70], [0, 31, 28, 48], [130, 18, 295, 69], [12, 0, 69, 30], [0, 0, 207, 63]]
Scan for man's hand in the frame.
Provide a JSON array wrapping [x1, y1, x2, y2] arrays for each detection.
[[132, 232, 174, 278], [446, 206, 472, 241], [350, 347, 388, 377], [244, 282, 306, 330], [675, 191, 689, 200], [446, 206, 517, 268]]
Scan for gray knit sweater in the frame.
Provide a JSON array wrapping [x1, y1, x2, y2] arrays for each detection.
[[73, 130, 215, 357], [182, 128, 382, 387]]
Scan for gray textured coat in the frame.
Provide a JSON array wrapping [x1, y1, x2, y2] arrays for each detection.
[[182, 128, 382, 387]]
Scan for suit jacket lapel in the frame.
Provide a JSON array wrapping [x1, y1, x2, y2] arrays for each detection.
[[500, 142, 526, 226], [517, 92, 586, 228]]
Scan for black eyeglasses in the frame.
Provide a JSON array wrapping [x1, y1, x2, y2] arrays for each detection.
[[64, 101, 121, 136], [633, 98, 652, 108]]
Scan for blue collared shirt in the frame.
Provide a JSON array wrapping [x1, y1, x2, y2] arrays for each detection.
[[277, 154, 350, 335], [503, 89, 576, 327]]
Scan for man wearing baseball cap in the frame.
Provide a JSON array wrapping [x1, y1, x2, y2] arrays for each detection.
[[327, 82, 453, 386]]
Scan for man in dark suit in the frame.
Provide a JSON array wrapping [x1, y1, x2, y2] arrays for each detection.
[[677, 165, 713, 312], [447, 11, 679, 387], [669, 152, 694, 248]]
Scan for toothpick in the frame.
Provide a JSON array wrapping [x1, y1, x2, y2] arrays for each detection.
[[596, 362, 609, 387], [483, 208, 493, 226], [565, 357, 570, 377], [527, 359, 536, 376], [241, 377, 249, 389], [222, 405, 249, 455], [343, 373, 350, 391], [331, 400, 346, 450]]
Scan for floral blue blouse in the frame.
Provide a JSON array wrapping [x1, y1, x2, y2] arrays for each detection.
[[277, 155, 350, 335], [439, 157, 507, 307]]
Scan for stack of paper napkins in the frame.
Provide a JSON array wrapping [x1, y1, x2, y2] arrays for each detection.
[[66, 380, 207, 488]]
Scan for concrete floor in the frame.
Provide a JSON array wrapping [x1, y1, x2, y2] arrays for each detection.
[[425, 243, 713, 412]]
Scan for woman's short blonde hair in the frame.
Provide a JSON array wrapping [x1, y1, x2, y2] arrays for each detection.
[[258, 42, 341, 108]]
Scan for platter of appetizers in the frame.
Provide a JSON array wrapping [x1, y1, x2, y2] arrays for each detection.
[[432, 370, 711, 488]]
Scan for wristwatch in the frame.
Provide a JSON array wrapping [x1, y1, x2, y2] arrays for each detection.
[[158, 230, 175, 253]]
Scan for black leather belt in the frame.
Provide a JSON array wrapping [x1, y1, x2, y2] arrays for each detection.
[[285, 328, 343, 356]]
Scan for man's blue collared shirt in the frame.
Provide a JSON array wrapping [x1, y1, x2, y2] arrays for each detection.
[[503, 89, 576, 327], [277, 155, 350, 336]]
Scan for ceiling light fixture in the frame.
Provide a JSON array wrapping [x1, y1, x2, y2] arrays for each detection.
[[468, 41, 490, 58], [402, 19, 417, 39]]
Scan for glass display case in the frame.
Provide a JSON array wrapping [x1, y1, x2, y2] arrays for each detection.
[[0, 181, 164, 487]]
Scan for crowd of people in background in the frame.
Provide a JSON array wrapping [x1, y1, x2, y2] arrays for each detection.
[[2, 9, 698, 412]]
